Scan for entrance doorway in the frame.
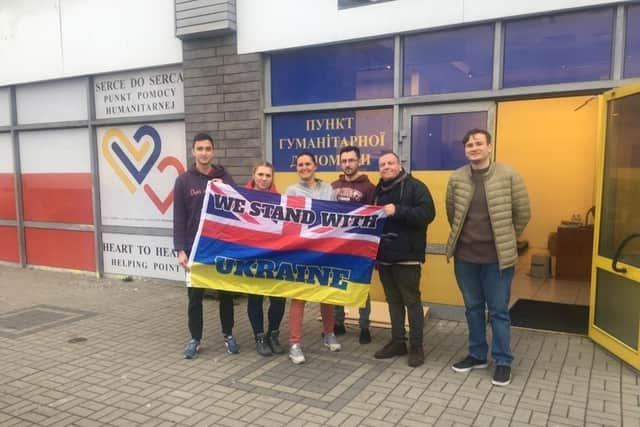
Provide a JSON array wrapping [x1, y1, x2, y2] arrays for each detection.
[[496, 95, 601, 327]]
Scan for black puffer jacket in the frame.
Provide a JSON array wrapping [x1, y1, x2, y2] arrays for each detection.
[[373, 170, 435, 263]]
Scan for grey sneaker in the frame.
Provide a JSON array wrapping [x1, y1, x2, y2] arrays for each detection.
[[183, 339, 200, 359], [268, 330, 285, 354], [255, 333, 272, 357], [224, 335, 240, 354], [323, 332, 342, 352], [289, 343, 306, 364]]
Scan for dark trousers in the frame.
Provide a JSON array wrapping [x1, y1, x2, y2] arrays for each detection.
[[379, 264, 424, 347], [188, 287, 235, 340], [247, 294, 286, 338]]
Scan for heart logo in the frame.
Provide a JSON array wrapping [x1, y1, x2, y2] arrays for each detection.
[[143, 156, 185, 214], [101, 125, 162, 193]]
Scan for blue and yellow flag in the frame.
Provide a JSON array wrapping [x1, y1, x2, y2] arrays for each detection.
[[187, 183, 386, 307]]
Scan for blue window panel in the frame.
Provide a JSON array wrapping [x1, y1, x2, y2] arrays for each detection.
[[503, 8, 613, 88], [271, 39, 394, 106], [411, 112, 487, 171], [624, 4, 640, 78], [272, 108, 393, 172], [403, 25, 494, 96]]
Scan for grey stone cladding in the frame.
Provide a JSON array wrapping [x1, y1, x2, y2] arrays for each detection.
[[182, 33, 263, 184]]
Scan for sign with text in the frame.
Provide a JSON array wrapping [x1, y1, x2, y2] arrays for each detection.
[[271, 108, 393, 172], [102, 233, 184, 281], [98, 122, 186, 228], [94, 66, 184, 119]]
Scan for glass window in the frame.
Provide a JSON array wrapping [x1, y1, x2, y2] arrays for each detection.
[[20, 129, 93, 224], [271, 39, 394, 106], [0, 88, 10, 126], [25, 228, 95, 271], [0, 226, 19, 263], [411, 111, 487, 171], [17, 78, 88, 124], [403, 25, 493, 96], [503, 8, 613, 88], [271, 108, 393, 172], [595, 269, 640, 350], [598, 92, 640, 264], [338, 0, 396, 9], [97, 122, 187, 228], [0, 133, 15, 220], [624, 4, 640, 78]]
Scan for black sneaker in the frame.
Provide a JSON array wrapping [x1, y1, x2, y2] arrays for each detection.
[[359, 328, 371, 344], [333, 323, 346, 335], [451, 355, 488, 373], [492, 365, 512, 386]]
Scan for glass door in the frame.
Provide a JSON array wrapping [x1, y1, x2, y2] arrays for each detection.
[[401, 102, 496, 173], [401, 102, 494, 306], [590, 83, 640, 370]]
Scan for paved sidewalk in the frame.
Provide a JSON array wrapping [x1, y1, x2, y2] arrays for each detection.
[[0, 265, 638, 427]]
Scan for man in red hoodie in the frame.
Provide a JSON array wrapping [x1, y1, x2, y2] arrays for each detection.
[[173, 133, 238, 359], [331, 146, 376, 344]]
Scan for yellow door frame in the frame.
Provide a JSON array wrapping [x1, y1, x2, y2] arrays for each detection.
[[589, 81, 640, 370]]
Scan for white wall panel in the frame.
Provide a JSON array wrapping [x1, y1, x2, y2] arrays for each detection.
[[237, 0, 625, 53], [0, 88, 11, 126], [0, 133, 13, 173], [19, 129, 90, 173], [462, 0, 621, 22], [17, 78, 88, 124], [0, 0, 63, 84], [0, 0, 182, 86], [60, 0, 182, 78]]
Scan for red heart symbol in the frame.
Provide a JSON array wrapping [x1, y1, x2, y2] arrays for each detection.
[[144, 156, 185, 214]]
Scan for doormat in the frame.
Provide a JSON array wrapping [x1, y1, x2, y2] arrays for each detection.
[[509, 299, 588, 335]]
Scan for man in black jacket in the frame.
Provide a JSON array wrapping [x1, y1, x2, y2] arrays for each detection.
[[173, 133, 238, 359], [373, 151, 435, 367]]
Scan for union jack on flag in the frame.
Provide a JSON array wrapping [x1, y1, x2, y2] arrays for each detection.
[[187, 182, 387, 307]]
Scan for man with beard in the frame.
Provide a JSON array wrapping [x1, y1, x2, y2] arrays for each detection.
[[331, 146, 376, 344]]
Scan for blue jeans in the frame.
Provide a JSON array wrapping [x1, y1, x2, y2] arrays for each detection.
[[454, 259, 514, 366]]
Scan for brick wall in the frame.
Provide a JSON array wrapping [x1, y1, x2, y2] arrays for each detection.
[[182, 33, 263, 184]]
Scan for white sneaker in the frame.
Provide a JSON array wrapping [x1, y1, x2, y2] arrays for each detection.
[[289, 343, 306, 364], [323, 333, 342, 352]]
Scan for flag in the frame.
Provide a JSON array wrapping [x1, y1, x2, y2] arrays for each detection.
[[187, 182, 386, 307]]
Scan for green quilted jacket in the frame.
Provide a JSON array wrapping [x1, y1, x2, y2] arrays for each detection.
[[446, 162, 531, 270]]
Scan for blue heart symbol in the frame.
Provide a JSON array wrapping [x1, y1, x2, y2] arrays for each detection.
[[111, 125, 162, 185]]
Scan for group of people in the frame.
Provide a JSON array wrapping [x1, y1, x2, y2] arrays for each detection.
[[172, 128, 530, 387]]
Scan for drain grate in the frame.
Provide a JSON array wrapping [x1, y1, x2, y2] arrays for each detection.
[[0, 305, 96, 338]]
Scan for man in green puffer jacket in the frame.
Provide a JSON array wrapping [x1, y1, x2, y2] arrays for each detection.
[[446, 129, 530, 387]]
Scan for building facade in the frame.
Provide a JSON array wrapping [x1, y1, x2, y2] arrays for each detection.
[[1, 0, 639, 299]]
